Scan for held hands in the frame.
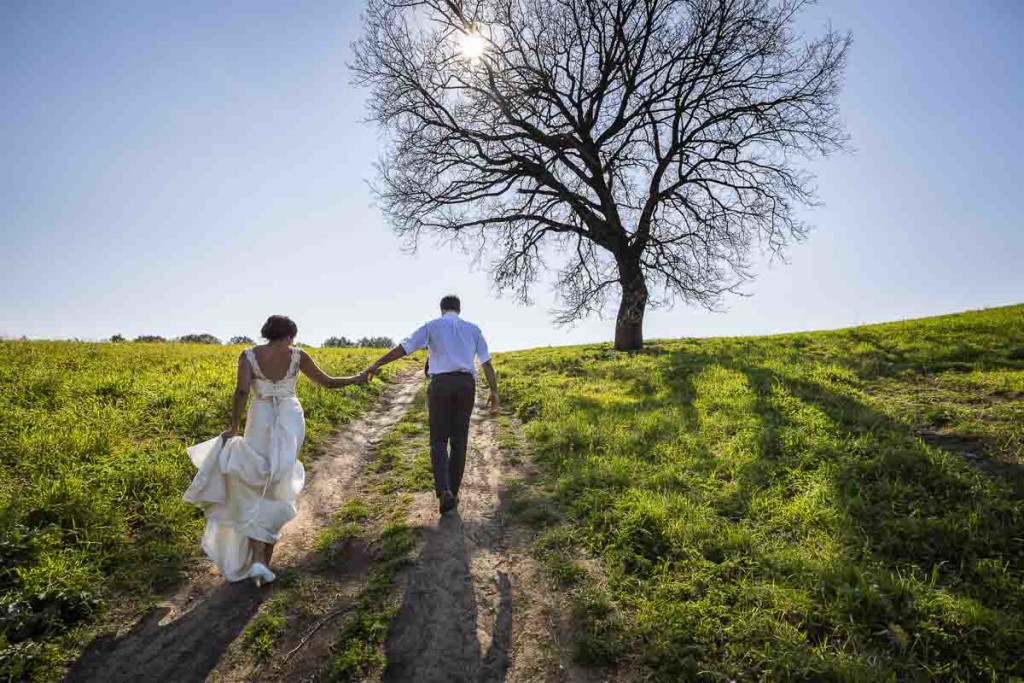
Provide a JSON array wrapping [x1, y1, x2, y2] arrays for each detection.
[[330, 369, 372, 389], [220, 427, 238, 443], [340, 371, 370, 387]]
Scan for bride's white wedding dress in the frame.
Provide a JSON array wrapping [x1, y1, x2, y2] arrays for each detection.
[[183, 347, 306, 582]]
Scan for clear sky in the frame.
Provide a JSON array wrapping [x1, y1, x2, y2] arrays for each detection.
[[2, 1, 1021, 351]]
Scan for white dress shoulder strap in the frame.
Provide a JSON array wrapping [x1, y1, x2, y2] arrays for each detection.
[[245, 347, 267, 380], [287, 348, 301, 379]]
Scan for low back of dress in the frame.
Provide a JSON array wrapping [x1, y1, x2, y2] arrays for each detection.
[[244, 347, 300, 399]]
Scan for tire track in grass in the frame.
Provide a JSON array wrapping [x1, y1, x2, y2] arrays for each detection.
[[71, 369, 578, 682], [381, 386, 577, 683], [255, 378, 576, 682]]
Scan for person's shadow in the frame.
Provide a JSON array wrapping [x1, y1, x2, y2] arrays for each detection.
[[383, 513, 513, 683], [66, 532, 376, 682], [64, 578, 265, 682]]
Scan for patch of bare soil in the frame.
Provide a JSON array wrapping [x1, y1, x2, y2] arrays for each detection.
[[917, 428, 1024, 497], [65, 372, 423, 683], [382, 397, 578, 683]]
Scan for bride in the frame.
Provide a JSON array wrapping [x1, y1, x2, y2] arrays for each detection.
[[183, 315, 367, 586]]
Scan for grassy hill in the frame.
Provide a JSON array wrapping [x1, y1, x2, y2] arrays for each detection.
[[2, 305, 1021, 681], [497, 304, 1024, 680], [0, 342, 399, 680]]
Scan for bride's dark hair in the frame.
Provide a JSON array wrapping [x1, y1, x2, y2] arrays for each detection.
[[261, 315, 298, 342]]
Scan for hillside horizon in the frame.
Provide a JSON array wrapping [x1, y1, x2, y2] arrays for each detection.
[[3, 301, 1022, 351]]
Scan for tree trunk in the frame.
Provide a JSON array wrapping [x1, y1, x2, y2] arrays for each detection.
[[614, 263, 648, 351]]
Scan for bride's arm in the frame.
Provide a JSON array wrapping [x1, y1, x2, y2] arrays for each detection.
[[298, 350, 368, 389], [225, 353, 252, 439]]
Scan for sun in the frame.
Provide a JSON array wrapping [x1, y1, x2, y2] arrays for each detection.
[[459, 30, 487, 61]]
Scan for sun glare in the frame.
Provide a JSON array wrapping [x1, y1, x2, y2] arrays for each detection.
[[459, 30, 487, 61]]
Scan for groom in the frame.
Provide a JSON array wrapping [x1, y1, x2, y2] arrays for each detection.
[[365, 295, 499, 515]]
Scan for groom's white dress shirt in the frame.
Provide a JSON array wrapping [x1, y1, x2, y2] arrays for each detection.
[[401, 312, 491, 377]]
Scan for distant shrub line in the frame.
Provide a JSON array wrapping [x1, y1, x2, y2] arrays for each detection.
[[113, 334, 395, 348], [323, 336, 395, 349]]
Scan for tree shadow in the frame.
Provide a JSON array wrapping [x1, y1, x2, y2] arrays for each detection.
[[659, 345, 1023, 599], [559, 343, 1024, 553], [495, 342, 1024, 676], [663, 345, 1022, 499], [738, 364, 1023, 571], [383, 512, 513, 683], [619, 346, 1024, 674], [916, 429, 1024, 497]]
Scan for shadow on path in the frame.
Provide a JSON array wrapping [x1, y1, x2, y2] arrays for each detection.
[[383, 513, 512, 683], [65, 579, 263, 683]]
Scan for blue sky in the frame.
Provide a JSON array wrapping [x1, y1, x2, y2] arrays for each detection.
[[2, 1, 1021, 351]]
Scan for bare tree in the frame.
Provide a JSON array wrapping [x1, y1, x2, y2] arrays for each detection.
[[354, 0, 849, 349]]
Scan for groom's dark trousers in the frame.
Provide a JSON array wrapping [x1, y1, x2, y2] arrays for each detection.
[[427, 371, 475, 498]]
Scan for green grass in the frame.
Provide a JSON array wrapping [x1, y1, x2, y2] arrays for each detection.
[[243, 612, 288, 661], [497, 304, 1024, 681], [316, 499, 374, 559], [364, 388, 434, 493], [328, 522, 418, 682], [240, 567, 302, 661], [0, 341, 404, 680]]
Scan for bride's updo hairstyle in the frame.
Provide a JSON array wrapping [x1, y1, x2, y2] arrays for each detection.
[[261, 315, 298, 342]]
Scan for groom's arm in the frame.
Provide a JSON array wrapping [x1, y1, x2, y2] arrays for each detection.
[[481, 360, 499, 411], [367, 323, 427, 378], [366, 344, 408, 378], [476, 329, 499, 411]]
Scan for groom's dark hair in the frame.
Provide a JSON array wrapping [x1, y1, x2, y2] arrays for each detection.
[[440, 295, 461, 313]]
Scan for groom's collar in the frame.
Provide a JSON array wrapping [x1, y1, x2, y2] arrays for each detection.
[[441, 311, 460, 318]]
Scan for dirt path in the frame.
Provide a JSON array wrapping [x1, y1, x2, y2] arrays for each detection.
[[66, 371, 423, 683], [382, 396, 569, 683], [67, 372, 573, 683]]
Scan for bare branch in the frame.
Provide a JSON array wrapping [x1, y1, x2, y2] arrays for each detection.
[[353, 0, 849, 347]]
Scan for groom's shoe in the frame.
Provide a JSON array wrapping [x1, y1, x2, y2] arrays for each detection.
[[440, 490, 456, 515]]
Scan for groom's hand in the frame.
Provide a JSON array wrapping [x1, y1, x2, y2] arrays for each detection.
[[488, 391, 500, 413]]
